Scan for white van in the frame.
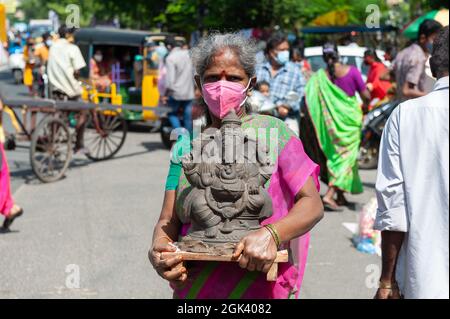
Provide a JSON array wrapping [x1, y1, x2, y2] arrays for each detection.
[[304, 45, 388, 81]]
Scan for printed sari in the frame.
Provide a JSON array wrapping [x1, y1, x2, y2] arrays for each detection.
[[305, 69, 363, 194], [166, 114, 319, 299], [0, 142, 14, 216]]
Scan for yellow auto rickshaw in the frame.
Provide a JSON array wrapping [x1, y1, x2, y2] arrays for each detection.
[[74, 27, 186, 125]]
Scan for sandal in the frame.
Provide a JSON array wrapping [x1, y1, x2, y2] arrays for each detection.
[[2, 207, 24, 229], [336, 197, 351, 207], [322, 198, 344, 212]]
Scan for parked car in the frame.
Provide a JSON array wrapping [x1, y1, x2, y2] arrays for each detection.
[[304, 45, 388, 81]]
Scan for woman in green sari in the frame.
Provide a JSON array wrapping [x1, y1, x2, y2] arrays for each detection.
[[149, 33, 324, 298], [303, 43, 370, 211]]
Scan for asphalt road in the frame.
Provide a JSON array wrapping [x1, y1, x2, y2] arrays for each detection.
[[0, 69, 381, 299]]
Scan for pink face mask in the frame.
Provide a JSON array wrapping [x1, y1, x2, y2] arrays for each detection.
[[201, 80, 251, 119]]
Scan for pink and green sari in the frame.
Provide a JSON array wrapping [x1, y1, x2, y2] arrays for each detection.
[[166, 114, 319, 299], [305, 69, 363, 194]]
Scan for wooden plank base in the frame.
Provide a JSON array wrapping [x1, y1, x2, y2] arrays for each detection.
[[161, 250, 288, 281]]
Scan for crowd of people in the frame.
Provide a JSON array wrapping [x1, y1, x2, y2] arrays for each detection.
[[1, 18, 448, 299], [152, 19, 446, 214]]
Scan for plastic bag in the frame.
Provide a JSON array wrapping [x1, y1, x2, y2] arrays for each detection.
[[352, 197, 381, 255]]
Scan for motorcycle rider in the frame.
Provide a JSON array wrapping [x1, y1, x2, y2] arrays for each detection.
[[47, 24, 87, 153], [34, 32, 51, 98]]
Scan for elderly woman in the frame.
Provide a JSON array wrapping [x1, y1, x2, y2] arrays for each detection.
[[149, 33, 324, 299]]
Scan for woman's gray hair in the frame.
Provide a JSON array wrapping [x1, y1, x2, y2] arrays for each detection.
[[190, 32, 258, 79]]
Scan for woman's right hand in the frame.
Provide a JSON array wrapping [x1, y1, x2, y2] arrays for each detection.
[[149, 237, 187, 286]]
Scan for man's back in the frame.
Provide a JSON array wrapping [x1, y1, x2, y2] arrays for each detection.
[[377, 76, 449, 298], [165, 47, 194, 101], [398, 77, 449, 214], [47, 38, 86, 98]]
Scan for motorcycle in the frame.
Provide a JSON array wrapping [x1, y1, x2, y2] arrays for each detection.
[[358, 100, 399, 169]]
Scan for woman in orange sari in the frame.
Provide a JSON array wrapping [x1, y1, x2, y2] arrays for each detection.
[[23, 37, 37, 96]]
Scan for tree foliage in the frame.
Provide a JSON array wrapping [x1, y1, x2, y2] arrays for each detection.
[[17, 0, 446, 35]]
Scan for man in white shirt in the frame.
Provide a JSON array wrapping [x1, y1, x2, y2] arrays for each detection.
[[47, 25, 86, 99], [374, 26, 449, 299], [47, 25, 87, 152]]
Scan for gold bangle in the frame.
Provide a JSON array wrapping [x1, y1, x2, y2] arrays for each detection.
[[264, 224, 281, 247], [264, 226, 277, 246], [379, 281, 398, 289]]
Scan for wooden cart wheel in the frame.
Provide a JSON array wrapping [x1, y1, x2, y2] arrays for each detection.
[[84, 110, 127, 161], [30, 116, 72, 183]]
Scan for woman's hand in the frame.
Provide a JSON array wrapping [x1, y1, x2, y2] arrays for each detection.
[[149, 237, 187, 286], [232, 227, 277, 273]]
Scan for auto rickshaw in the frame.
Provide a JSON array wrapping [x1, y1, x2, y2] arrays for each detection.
[[74, 27, 186, 126]]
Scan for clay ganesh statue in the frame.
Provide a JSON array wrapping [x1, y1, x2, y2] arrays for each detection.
[[176, 111, 274, 253]]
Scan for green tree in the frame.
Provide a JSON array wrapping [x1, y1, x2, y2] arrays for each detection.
[[19, 0, 397, 35], [20, 0, 99, 25]]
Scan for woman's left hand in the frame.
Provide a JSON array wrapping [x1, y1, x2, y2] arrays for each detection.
[[232, 227, 278, 273]]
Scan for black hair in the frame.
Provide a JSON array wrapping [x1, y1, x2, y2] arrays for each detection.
[[364, 49, 381, 62], [26, 37, 34, 45], [42, 32, 50, 41], [58, 24, 76, 39], [430, 26, 449, 78], [291, 46, 304, 60], [255, 80, 270, 91], [322, 42, 339, 82], [418, 19, 443, 40], [265, 33, 288, 55], [384, 46, 397, 59], [165, 35, 179, 49]]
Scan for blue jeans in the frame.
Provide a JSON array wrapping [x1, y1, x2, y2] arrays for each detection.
[[167, 97, 193, 134]]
